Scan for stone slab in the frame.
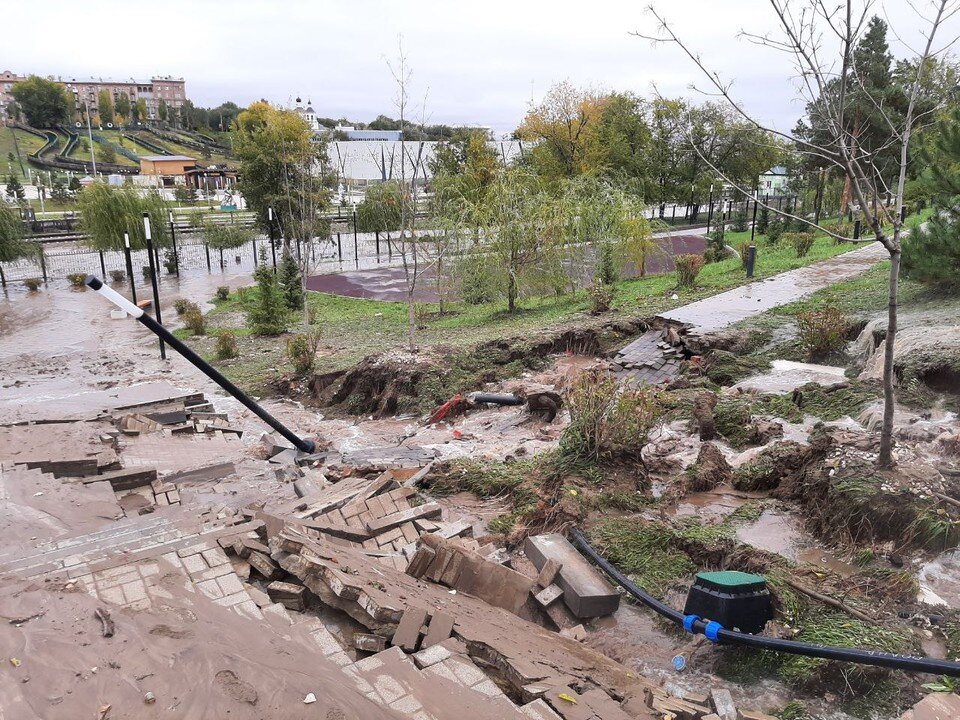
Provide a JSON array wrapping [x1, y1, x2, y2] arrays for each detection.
[[524, 534, 619, 619]]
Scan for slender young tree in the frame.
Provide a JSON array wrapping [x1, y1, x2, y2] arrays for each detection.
[[638, 0, 960, 468]]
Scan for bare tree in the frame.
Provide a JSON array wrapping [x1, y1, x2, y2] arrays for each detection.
[[638, 0, 960, 468]]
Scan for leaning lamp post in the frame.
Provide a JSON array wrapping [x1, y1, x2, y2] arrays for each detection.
[[84, 275, 316, 454]]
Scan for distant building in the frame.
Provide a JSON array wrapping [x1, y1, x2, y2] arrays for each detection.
[[0, 70, 187, 126], [758, 166, 790, 196], [139, 155, 197, 185], [292, 97, 321, 131]]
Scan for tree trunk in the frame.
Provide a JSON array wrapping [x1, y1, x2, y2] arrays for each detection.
[[878, 249, 901, 468], [508, 273, 516, 313], [407, 292, 416, 353]]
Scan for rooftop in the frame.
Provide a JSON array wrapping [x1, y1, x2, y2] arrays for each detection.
[[140, 155, 196, 162]]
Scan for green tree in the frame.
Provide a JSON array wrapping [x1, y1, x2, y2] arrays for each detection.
[[114, 93, 131, 121], [68, 176, 82, 193], [136, 98, 148, 123], [77, 183, 169, 250], [593, 93, 654, 191], [10, 76, 72, 127], [232, 101, 330, 242], [158, 99, 168, 123], [355, 180, 405, 233], [246, 264, 289, 335], [0, 203, 32, 264], [278, 249, 304, 309], [903, 108, 960, 287], [97, 90, 114, 125], [6, 175, 25, 201], [98, 143, 116, 164]]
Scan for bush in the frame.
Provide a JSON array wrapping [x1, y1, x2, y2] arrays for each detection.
[[704, 230, 731, 263], [675, 254, 705, 287], [67, 272, 87, 288], [796, 307, 848, 358], [587, 280, 615, 313], [731, 209, 749, 232], [783, 232, 816, 257], [109, 269, 126, 283], [163, 249, 178, 274], [821, 221, 853, 243], [755, 204, 770, 234], [215, 285, 230, 301], [902, 214, 960, 288], [278, 250, 303, 310], [173, 298, 192, 315], [182, 306, 206, 335], [738, 242, 752, 270], [141, 265, 153, 279], [460, 255, 497, 305], [561, 369, 662, 460], [24, 277, 41, 291], [287, 332, 321, 376], [595, 242, 619, 285], [766, 220, 785, 243], [246, 266, 289, 335], [215, 331, 238, 359]]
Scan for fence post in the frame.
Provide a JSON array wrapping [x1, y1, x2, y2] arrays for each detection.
[[375, 231, 380, 261], [354, 230, 359, 269], [99, 250, 106, 277], [39, 247, 47, 283], [0, 265, 5, 288], [123, 233, 137, 304], [854, 219, 862, 239], [169, 215, 180, 276], [337, 232, 342, 261], [252, 235, 258, 267], [268, 208, 278, 273], [143, 213, 166, 360]]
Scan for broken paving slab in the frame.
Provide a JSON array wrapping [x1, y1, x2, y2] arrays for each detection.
[[341, 445, 436, 467], [524, 534, 619, 619], [16, 381, 206, 423]]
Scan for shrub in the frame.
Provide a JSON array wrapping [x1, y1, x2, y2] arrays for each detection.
[[675, 254, 705, 287], [182, 306, 206, 335], [738, 242, 752, 270], [460, 255, 497, 305], [595, 242, 619, 285], [163, 249, 178, 274], [141, 265, 153, 279], [24, 277, 41, 291], [731, 209, 749, 232], [821, 221, 853, 243], [278, 250, 303, 310], [783, 232, 816, 257], [703, 230, 731, 263], [109, 269, 126, 283], [287, 332, 321, 376], [246, 266, 289, 335], [902, 214, 960, 288], [173, 298, 191, 315], [755, 204, 770, 234], [67, 272, 87, 288], [587, 280, 615, 313], [766, 220, 785, 243], [561, 370, 661, 460], [214, 331, 238, 359], [796, 307, 848, 358], [215, 285, 230, 301]]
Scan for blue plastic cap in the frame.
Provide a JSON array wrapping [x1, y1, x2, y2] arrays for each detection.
[[683, 614, 700, 634], [704, 621, 723, 642]]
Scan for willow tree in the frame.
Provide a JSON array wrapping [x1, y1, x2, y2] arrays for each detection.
[[77, 183, 170, 250], [0, 203, 34, 285], [639, 0, 959, 468]]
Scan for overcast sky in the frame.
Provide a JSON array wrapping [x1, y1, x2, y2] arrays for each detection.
[[4, 1, 951, 136]]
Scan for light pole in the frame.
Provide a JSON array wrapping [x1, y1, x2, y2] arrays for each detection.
[[83, 102, 97, 176]]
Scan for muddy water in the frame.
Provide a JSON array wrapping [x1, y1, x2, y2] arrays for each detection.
[[918, 550, 960, 608], [735, 509, 805, 560], [732, 359, 847, 395]]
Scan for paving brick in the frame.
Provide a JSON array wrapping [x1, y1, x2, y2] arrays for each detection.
[[392, 607, 428, 652]]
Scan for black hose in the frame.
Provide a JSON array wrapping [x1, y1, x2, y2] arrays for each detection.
[[570, 528, 960, 678], [468, 392, 525, 406]]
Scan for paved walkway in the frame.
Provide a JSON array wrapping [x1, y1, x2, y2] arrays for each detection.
[[615, 242, 887, 380], [660, 242, 886, 332]]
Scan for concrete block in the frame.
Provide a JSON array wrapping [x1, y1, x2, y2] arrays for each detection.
[[392, 607, 428, 652], [524, 534, 619, 618], [421, 611, 454, 648], [532, 583, 563, 608]]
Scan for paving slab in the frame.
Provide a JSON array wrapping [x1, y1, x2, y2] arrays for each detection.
[[524, 534, 619, 619]]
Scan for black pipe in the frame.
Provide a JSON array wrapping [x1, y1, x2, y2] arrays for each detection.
[[469, 392, 525, 406], [85, 275, 315, 454], [569, 528, 960, 678]]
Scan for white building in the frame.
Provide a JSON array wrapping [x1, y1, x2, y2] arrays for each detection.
[[293, 97, 321, 131], [758, 166, 790, 197]]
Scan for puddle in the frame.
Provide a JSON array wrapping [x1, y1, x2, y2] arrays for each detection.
[[586, 603, 687, 676], [735, 509, 804, 560], [796, 548, 858, 578], [732, 359, 847, 395], [668, 486, 751, 522]]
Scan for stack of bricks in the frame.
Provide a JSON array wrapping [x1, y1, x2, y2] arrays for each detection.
[[613, 329, 683, 385]]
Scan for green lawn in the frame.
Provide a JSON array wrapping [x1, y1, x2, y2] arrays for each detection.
[[186, 217, 927, 394], [0, 128, 47, 177]]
